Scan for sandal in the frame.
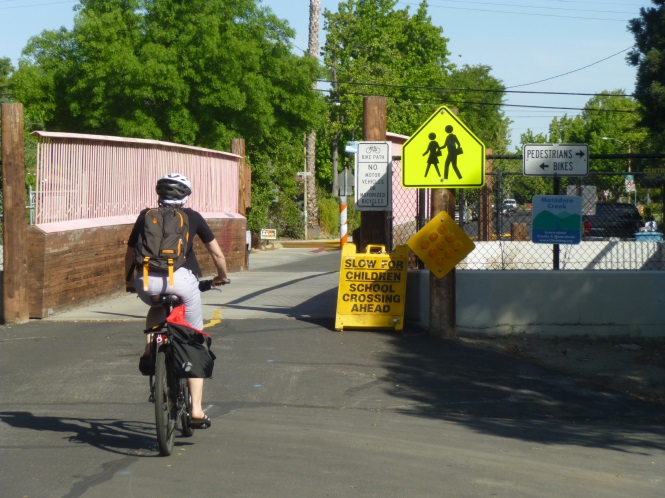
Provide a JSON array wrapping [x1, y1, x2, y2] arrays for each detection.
[[190, 414, 212, 429], [138, 355, 153, 376]]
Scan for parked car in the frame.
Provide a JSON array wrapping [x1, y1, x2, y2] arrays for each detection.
[[583, 202, 643, 239], [454, 207, 472, 223], [501, 198, 517, 215]]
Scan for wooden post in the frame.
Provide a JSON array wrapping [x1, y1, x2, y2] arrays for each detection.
[[231, 138, 250, 216], [358, 96, 389, 251], [429, 186, 456, 338], [428, 109, 466, 338], [1, 103, 29, 324], [478, 148, 493, 241]]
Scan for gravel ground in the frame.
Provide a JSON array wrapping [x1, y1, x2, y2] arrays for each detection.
[[459, 334, 665, 405]]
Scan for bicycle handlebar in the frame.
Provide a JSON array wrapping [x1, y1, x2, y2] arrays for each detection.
[[126, 278, 230, 294], [198, 278, 230, 292]]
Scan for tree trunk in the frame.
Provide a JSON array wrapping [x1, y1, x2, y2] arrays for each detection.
[[306, 0, 320, 229]]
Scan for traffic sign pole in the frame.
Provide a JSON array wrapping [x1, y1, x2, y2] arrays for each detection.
[[338, 193, 345, 249], [428, 108, 467, 339]]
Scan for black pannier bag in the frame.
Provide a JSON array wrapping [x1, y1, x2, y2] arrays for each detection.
[[166, 305, 216, 378]]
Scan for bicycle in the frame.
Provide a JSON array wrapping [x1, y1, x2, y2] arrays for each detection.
[[135, 279, 223, 456]]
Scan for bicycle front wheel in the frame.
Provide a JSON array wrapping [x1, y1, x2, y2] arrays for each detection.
[[154, 349, 176, 456]]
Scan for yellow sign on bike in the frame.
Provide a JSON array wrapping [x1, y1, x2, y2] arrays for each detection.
[[335, 244, 408, 331]]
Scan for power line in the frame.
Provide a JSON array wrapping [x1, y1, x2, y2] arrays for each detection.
[[397, 0, 633, 21], [506, 46, 634, 88], [403, 0, 637, 16], [0, 0, 76, 10], [318, 88, 638, 114], [318, 79, 634, 98]]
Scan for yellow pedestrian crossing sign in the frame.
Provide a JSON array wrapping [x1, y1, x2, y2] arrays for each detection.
[[402, 106, 485, 188]]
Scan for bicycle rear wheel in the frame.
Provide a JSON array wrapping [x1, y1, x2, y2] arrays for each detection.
[[179, 378, 194, 437], [154, 349, 176, 456]]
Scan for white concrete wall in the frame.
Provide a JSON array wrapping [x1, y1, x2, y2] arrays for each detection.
[[406, 270, 665, 338]]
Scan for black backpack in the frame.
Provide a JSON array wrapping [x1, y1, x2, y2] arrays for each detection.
[[134, 206, 190, 290]]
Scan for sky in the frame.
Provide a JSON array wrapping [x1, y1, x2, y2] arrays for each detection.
[[0, 0, 654, 150]]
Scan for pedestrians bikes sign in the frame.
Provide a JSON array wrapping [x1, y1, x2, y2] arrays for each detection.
[[402, 106, 485, 188]]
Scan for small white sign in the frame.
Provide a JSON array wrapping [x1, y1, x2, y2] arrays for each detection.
[[260, 228, 277, 240], [523, 143, 588, 177], [355, 141, 391, 211]]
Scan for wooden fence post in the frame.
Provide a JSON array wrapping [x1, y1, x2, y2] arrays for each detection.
[[231, 138, 250, 216], [1, 103, 29, 324], [479, 149, 493, 241]]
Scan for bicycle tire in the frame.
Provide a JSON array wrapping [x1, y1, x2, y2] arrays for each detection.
[[180, 378, 194, 437], [154, 348, 176, 456]]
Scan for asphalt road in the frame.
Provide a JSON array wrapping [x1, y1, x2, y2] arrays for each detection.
[[1, 247, 664, 497]]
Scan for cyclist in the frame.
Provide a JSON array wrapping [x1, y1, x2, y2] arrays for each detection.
[[125, 172, 230, 428]]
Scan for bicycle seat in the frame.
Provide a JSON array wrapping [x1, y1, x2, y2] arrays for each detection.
[[150, 294, 182, 306]]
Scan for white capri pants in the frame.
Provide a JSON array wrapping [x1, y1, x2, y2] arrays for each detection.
[[135, 267, 203, 330]]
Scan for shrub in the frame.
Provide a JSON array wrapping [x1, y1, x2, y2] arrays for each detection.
[[267, 197, 304, 239], [317, 192, 361, 238]]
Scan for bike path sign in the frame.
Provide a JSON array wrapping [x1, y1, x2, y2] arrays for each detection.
[[402, 106, 485, 188], [355, 141, 391, 211]]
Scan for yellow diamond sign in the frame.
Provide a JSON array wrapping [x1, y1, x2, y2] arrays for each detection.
[[407, 211, 475, 279], [402, 106, 485, 188]]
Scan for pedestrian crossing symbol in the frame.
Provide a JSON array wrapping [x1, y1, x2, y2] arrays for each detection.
[[402, 106, 485, 188]]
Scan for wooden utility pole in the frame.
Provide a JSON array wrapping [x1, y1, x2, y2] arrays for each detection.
[[305, 0, 320, 230], [429, 188, 456, 338], [1, 103, 29, 324], [358, 95, 389, 250], [428, 108, 463, 338]]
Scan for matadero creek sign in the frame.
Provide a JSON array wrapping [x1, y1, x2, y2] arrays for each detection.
[[335, 244, 408, 331]]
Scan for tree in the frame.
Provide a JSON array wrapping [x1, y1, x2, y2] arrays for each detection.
[[0, 57, 13, 102], [628, 0, 665, 151], [305, 0, 321, 231], [530, 91, 648, 201], [321, 0, 510, 187], [10, 0, 325, 235]]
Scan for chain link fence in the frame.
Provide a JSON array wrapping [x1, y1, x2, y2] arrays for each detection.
[[391, 163, 665, 271]]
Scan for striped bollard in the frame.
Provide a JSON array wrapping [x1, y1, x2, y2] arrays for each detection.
[[340, 196, 348, 248]]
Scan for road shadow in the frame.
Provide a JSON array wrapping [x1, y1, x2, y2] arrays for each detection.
[[0, 411, 189, 456], [380, 330, 665, 453]]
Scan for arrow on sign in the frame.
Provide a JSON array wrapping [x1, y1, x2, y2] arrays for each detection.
[[576, 150, 585, 158], [539, 162, 549, 171]]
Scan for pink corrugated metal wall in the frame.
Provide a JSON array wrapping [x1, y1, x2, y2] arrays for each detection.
[[33, 132, 241, 225]]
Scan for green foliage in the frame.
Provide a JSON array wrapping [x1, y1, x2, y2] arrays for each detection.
[[317, 194, 340, 236], [446, 64, 510, 153], [317, 191, 361, 237], [0, 57, 12, 102], [267, 197, 305, 240], [516, 91, 649, 201], [320, 0, 510, 195], [628, 1, 665, 151], [323, 0, 452, 136], [10, 0, 325, 225]]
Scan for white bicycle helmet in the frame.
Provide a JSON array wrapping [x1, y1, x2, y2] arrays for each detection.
[[156, 173, 192, 205]]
